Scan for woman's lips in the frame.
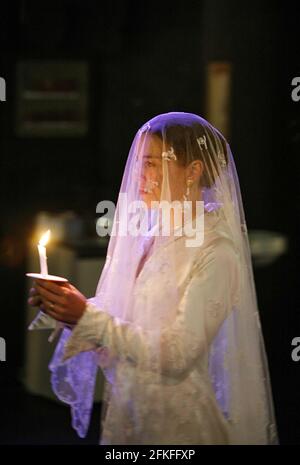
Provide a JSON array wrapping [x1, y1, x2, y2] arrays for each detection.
[[139, 180, 158, 193]]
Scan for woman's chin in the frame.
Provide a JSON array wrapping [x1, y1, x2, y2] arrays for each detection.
[[139, 193, 152, 208], [139, 189, 161, 206], [139, 193, 150, 204]]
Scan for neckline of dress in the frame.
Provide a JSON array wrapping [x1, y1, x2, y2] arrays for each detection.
[[135, 208, 223, 282], [147, 206, 221, 240]]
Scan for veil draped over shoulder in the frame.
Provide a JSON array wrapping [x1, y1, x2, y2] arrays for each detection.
[[48, 112, 278, 444]]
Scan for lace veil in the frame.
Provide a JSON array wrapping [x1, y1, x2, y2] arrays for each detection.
[[48, 112, 278, 444]]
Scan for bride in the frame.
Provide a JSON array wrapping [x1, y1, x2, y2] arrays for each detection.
[[28, 112, 278, 445]]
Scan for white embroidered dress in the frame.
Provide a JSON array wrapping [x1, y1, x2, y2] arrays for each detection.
[[62, 210, 240, 445]]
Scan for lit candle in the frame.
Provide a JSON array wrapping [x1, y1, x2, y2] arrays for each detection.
[[38, 230, 50, 276]]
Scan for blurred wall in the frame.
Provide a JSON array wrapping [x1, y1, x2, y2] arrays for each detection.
[[0, 0, 298, 443]]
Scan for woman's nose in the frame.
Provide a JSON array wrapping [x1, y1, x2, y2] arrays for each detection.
[[139, 171, 147, 182]]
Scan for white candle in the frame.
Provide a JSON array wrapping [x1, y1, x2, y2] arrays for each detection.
[[38, 230, 50, 276]]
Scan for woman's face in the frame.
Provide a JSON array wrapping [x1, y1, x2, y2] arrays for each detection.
[[137, 134, 186, 208]]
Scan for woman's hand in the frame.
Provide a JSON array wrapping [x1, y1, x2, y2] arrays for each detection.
[[28, 285, 43, 308], [29, 280, 87, 325]]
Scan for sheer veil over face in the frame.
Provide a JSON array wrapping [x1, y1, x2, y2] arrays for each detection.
[[49, 112, 278, 445]]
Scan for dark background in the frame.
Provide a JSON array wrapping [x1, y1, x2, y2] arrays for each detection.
[[0, 0, 299, 444]]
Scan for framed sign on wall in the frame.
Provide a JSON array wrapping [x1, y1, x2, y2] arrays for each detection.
[[16, 61, 88, 137]]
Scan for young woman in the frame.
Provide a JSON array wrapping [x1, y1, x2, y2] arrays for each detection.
[[28, 112, 278, 445]]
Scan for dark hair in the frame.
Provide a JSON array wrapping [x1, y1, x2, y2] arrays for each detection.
[[148, 116, 228, 188]]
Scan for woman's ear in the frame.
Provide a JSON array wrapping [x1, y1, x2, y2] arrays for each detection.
[[186, 160, 203, 182]]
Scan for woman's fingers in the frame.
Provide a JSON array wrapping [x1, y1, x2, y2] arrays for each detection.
[[29, 286, 38, 296], [35, 281, 66, 306], [28, 284, 42, 306], [28, 295, 42, 306], [40, 301, 75, 324], [36, 279, 68, 296], [32, 279, 86, 325], [42, 304, 63, 320]]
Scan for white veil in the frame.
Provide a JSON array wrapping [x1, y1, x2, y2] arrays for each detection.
[[50, 112, 278, 444]]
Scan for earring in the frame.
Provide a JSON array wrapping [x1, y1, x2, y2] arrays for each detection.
[[183, 179, 193, 201]]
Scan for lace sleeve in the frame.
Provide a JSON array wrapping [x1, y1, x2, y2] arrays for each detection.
[[158, 243, 239, 376], [62, 243, 239, 377]]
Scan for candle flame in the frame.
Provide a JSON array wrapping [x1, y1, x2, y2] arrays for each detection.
[[39, 230, 51, 246]]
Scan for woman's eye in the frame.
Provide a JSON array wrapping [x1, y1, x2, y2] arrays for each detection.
[[144, 161, 154, 168], [146, 161, 155, 167]]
